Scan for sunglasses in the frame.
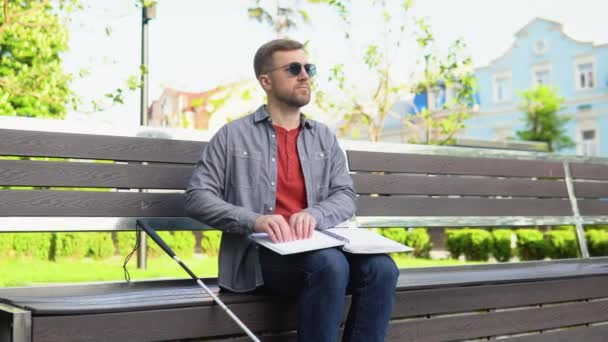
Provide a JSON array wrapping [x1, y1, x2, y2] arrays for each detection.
[[266, 62, 317, 77]]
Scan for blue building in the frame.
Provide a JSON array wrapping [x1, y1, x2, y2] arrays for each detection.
[[465, 18, 608, 156]]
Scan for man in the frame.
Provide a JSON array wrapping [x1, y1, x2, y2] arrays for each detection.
[[185, 39, 399, 342]]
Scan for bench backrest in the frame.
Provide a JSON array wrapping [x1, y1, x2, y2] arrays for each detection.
[[0, 128, 205, 231]]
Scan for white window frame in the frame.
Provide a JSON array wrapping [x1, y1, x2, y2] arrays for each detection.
[[531, 63, 552, 86], [576, 118, 600, 156], [492, 70, 513, 104], [574, 55, 597, 91]]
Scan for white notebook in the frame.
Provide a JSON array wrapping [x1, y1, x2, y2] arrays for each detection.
[[250, 228, 413, 255]]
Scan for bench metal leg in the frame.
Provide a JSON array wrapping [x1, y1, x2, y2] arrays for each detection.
[[563, 161, 590, 258], [0, 303, 31, 342]]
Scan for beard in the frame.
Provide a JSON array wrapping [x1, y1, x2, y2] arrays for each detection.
[[274, 86, 311, 108]]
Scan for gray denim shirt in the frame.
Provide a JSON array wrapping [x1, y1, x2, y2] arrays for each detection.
[[185, 105, 357, 292]]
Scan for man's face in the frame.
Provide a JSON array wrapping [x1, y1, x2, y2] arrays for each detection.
[[261, 49, 312, 108]]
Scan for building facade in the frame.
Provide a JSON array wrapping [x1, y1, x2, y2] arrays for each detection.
[[466, 18, 608, 156]]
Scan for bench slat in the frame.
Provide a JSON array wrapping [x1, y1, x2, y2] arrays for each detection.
[[352, 174, 568, 197], [501, 324, 608, 342], [386, 300, 608, 341], [0, 129, 204, 164], [0, 160, 192, 189], [0, 190, 185, 217], [347, 151, 565, 178], [574, 181, 608, 198], [578, 199, 608, 215], [571, 162, 608, 181], [356, 197, 573, 216]]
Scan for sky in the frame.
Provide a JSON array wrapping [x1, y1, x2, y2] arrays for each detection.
[[62, 0, 608, 127]]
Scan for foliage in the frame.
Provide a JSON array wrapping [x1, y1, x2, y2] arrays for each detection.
[[0, 233, 14, 257], [515, 229, 548, 261], [516, 85, 574, 152], [491, 229, 513, 262], [172, 231, 196, 258], [405, 228, 432, 258], [0, 0, 78, 118], [445, 229, 466, 259], [545, 230, 578, 259], [201, 230, 222, 256], [12, 233, 52, 259], [51, 232, 90, 259], [87, 232, 115, 259], [586, 229, 608, 257], [116, 231, 137, 256]]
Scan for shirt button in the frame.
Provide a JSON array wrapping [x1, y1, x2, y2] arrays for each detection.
[[271, 157, 276, 162], [269, 206, 273, 211], [271, 181, 275, 186], [271, 134, 276, 138], [243, 151, 248, 156], [319, 152, 324, 157]]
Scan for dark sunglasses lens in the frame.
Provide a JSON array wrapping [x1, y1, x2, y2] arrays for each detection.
[[288, 63, 303, 76], [304, 64, 317, 77], [286, 63, 316, 77]]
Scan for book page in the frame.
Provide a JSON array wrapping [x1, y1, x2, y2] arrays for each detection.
[[325, 228, 413, 254], [250, 231, 345, 255]]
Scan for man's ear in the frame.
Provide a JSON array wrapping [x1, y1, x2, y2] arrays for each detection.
[[259, 75, 272, 92]]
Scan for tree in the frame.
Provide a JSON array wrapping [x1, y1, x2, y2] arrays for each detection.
[[516, 85, 574, 152], [0, 0, 77, 118], [314, 0, 476, 143]]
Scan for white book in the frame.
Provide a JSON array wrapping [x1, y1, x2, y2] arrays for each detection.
[[250, 228, 413, 255]]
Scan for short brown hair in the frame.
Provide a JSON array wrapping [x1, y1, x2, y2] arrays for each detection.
[[253, 39, 304, 78]]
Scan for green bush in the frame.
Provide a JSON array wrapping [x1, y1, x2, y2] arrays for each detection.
[[586, 229, 608, 257], [545, 230, 578, 259], [116, 231, 138, 256], [87, 233, 116, 259], [405, 228, 432, 258], [380, 228, 408, 244], [50, 233, 90, 259], [462, 229, 493, 261], [12, 233, 52, 260], [491, 229, 513, 262], [445, 229, 467, 259], [202, 231, 222, 256], [148, 231, 174, 257], [516, 229, 548, 261], [172, 231, 196, 258], [0, 233, 15, 257]]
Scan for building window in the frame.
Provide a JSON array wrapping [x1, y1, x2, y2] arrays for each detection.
[[575, 57, 596, 90], [579, 129, 598, 156], [493, 73, 512, 103], [534, 69, 551, 85]]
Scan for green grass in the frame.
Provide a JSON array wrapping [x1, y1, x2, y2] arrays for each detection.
[[0, 254, 480, 287]]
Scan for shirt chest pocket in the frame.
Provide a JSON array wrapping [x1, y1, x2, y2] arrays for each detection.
[[311, 149, 331, 189], [229, 148, 262, 189]]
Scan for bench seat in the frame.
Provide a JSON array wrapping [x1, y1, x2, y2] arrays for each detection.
[[2, 258, 608, 341]]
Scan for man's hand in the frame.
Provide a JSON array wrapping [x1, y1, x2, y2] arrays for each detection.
[[254, 215, 293, 243], [289, 212, 316, 240]]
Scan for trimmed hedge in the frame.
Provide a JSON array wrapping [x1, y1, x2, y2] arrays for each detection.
[[491, 229, 513, 262], [202, 231, 222, 256], [515, 229, 548, 261], [406, 228, 432, 258], [587, 229, 608, 257], [13, 233, 52, 260], [545, 230, 578, 259], [446, 229, 493, 261], [0, 233, 15, 257]]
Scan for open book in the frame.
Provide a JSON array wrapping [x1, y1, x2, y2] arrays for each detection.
[[250, 228, 413, 255]]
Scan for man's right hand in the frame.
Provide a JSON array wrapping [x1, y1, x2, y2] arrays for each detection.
[[254, 215, 293, 243]]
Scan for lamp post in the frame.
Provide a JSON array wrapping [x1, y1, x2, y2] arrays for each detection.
[[138, 2, 156, 269]]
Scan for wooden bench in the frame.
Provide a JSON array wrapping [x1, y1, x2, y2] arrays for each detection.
[[1, 128, 608, 342]]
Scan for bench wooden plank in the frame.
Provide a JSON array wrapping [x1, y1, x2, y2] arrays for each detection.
[[393, 276, 608, 317], [500, 324, 608, 341], [356, 197, 573, 216], [0, 160, 193, 189], [574, 181, 608, 198], [385, 300, 608, 341], [571, 162, 608, 181], [0, 190, 185, 217], [0, 129, 203, 164], [352, 174, 568, 197], [578, 199, 608, 215], [347, 151, 565, 178]]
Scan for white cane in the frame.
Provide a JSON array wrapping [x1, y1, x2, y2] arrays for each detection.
[[136, 220, 261, 342]]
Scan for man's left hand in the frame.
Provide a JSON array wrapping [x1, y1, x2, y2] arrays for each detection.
[[289, 212, 316, 240]]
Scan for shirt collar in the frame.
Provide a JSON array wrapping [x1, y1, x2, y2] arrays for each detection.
[[253, 105, 314, 130]]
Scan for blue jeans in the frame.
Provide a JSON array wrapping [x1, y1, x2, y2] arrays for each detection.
[[259, 247, 399, 342]]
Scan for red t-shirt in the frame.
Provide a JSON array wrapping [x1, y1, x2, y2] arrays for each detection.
[[273, 125, 307, 221]]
